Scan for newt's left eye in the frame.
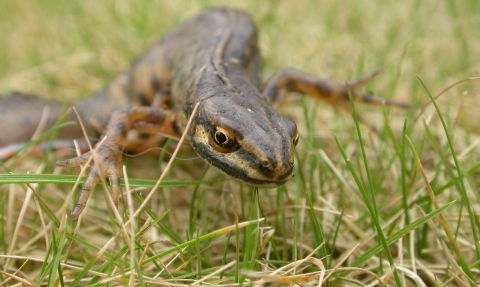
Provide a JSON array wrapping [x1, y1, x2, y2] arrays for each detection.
[[293, 133, 300, 146], [209, 126, 239, 153]]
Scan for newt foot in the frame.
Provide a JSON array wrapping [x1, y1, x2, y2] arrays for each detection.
[[56, 142, 122, 219]]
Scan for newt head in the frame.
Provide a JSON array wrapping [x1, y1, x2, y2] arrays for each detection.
[[189, 94, 298, 188]]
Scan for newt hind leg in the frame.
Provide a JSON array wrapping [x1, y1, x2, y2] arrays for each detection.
[[56, 106, 177, 219], [262, 68, 412, 131], [123, 88, 176, 155]]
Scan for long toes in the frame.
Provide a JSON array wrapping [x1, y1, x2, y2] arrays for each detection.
[[69, 168, 100, 219], [109, 174, 121, 207], [56, 151, 92, 167], [356, 92, 415, 109]]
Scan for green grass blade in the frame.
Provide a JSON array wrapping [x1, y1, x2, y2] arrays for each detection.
[[47, 217, 67, 287], [335, 135, 401, 285], [401, 120, 411, 225], [36, 231, 55, 285], [0, 173, 213, 187], [143, 218, 264, 264], [417, 75, 480, 262], [344, 87, 402, 285], [304, 187, 328, 266], [406, 134, 476, 283], [350, 200, 455, 267]]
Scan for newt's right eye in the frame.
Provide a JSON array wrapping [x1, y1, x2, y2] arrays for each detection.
[[209, 126, 239, 153]]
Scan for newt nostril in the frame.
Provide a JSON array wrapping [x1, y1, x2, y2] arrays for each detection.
[[261, 160, 271, 169], [260, 159, 275, 174]]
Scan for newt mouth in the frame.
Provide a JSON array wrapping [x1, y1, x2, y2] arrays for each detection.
[[218, 165, 294, 188], [241, 177, 293, 188], [211, 158, 294, 188]]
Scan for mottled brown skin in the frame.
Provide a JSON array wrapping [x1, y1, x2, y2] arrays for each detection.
[[0, 8, 411, 219]]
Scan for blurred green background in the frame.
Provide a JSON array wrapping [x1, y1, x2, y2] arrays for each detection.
[[1, 0, 478, 111]]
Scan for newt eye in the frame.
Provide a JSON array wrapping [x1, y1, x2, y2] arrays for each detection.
[[209, 126, 239, 152], [293, 133, 300, 147], [215, 131, 228, 144]]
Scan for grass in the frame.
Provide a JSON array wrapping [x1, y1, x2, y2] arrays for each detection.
[[1, 0, 480, 286]]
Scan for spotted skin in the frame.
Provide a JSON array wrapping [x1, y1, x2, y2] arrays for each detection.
[[0, 8, 411, 219]]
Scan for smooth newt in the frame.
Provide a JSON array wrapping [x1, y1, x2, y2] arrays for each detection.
[[0, 8, 410, 219]]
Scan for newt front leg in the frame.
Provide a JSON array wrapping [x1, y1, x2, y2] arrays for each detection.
[[56, 106, 176, 219]]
